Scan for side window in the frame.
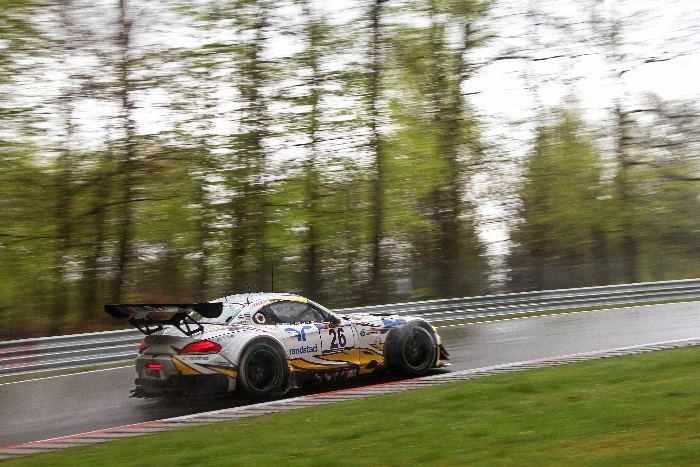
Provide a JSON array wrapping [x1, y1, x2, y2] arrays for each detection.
[[307, 304, 332, 323], [265, 301, 325, 324]]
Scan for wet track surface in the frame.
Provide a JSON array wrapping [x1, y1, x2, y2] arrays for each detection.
[[2, 301, 699, 447]]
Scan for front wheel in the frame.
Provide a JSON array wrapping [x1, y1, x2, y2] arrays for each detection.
[[388, 325, 437, 377], [238, 341, 287, 399]]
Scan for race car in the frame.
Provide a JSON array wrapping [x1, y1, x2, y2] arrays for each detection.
[[105, 293, 449, 399]]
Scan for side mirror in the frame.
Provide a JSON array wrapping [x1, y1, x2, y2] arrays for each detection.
[[327, 314, 342, 326]]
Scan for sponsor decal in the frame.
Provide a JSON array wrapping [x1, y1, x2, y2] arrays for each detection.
[[369, 338, 383, 352], [381, 317, 407, 328], [356, 321, 382, 328], [289, 344, 318, 355], [180, 355, 211, 362], [316, 369, 358, 382], [339, 369, 357, 379], [285, 325, 314, 342]]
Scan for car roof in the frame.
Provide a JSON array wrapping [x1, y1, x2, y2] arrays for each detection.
[[214, 292, 306, 306]]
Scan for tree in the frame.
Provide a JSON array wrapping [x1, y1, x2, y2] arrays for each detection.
[[584, 0, 700, 283], [111, 0, 139, 303], [628, 96, 700, 279], [510, 105, 607, 290], [387, 0, 490, 298], [367, 0, 389, 302], [223, 0, 277, 292]]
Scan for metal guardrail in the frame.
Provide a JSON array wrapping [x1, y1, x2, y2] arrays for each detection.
[[0, 329, 143, 378], [2, 278, 700, 378]]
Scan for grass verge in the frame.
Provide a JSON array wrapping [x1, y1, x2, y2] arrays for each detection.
[[4, 346, 700, 466]]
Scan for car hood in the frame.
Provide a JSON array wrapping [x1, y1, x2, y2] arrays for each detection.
[[343, 312, 411, 325]]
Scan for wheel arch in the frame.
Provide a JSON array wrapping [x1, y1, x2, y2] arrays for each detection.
[[221, 329, 285, 364], [240, 335, 287, 362], [236, 335, 291, 396]]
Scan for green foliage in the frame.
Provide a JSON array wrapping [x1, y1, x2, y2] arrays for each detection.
[[511, 98, 700, 290], [0, 0, 697, 337], [628, 99, 700, 279], [522, 108, 604, 255], [510, 105, 610, 289], [385, 1, 490, 297], [0, 144, 55, 332]]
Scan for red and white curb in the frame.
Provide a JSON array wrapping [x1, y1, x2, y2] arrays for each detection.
[[2, 336, 699, 460]]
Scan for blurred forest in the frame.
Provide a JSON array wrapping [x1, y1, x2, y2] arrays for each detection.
[[1, 0, 699, 338]]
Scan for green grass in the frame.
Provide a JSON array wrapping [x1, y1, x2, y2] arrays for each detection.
[[4, 347, 700, 466]]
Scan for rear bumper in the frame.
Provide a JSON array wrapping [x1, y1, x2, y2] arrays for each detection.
[[133, 353, 237, 397], [133, 373, 230, 398]]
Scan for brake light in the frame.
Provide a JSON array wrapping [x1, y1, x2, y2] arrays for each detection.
[[180, 340, 222, 354], [139, 342, 148, 354], [146, 363, 162, 370]]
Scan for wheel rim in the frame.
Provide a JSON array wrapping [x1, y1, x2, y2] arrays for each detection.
[[402, 330, 432, 370], [246, 349, 281, 392]]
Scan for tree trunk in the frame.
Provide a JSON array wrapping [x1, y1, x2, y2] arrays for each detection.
[[368, 0, 387, 303], [112, 0, 137, 303]]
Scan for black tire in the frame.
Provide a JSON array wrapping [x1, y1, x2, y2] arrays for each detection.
[[237, 341, 287, 399], [388, 325, 437, 377]]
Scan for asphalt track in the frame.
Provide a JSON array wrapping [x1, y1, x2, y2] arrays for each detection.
[[2, 301, 699, 447]]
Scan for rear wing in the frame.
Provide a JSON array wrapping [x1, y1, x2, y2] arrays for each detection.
[[104, 303, 224, 336]]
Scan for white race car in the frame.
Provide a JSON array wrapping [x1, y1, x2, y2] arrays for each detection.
[[105, 293, 449, 399]]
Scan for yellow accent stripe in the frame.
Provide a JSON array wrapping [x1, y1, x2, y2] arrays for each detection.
[[317, 350, 355, 365], [260, 296, 308, 307], [172, 357, 201, 376], [289, 358, 344, 371], [357, 348, 384, 375], [208, 367, 238, 378], [289, 348, 385, 375]]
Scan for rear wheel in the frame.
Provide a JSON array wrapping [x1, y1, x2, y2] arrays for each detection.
[[238, 341, 287, 398], [388, 325, 437, 377]]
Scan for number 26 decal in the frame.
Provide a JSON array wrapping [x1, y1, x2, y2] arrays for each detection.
[[328, 328, 347, 349]]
